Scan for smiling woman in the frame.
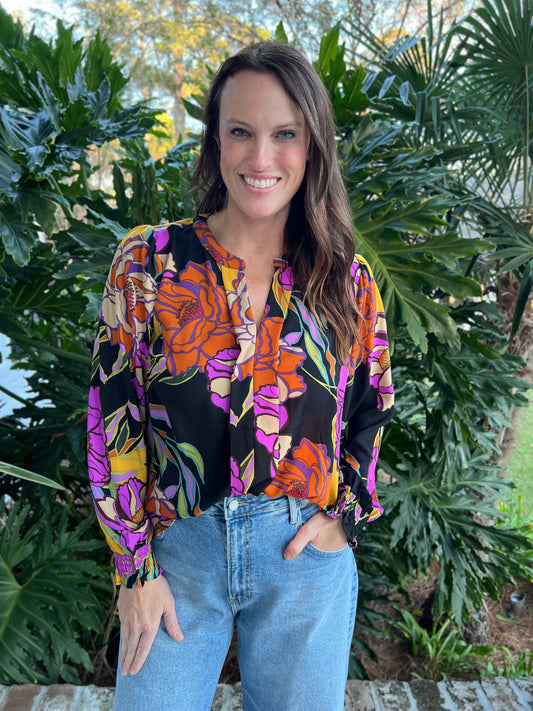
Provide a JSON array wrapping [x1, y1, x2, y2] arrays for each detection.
[[87, 40, 394, 711]]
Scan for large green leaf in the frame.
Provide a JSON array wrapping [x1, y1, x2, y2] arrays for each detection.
[[0, 209, 34, 266], [0, 462, 65, 489], [0, 500, 105, 684], [0, 274, 88, 319]]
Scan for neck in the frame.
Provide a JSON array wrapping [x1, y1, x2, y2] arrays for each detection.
[[207, 208, 286, 261]]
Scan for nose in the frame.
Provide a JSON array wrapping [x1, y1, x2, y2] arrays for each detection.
[[249, 136, 272, 170]]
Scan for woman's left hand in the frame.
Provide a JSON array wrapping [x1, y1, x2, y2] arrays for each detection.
[[283, 511, 348, 560]]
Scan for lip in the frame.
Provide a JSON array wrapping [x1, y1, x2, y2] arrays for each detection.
[[240, 174, 281, 190]]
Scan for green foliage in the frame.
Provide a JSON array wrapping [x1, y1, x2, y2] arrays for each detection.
[[345, 1, 533, 341], [379, 303, 531, 624], [496, 497, 533, 564], [482, 647, 533, 678], [471, 196, 533, 340], [316, 27, 491, 353], [315, 24, 532, 629], [0, 8, 195, 506], [457, 0, 533, 334], [0, 461, 66, 489], [0, 7, 155, 267], [390, 608, 494, 680], [347, 525, 399, 679], [0, 499, 107, 684], [392, 605, 533, 680], [456, 0, 533, 209]]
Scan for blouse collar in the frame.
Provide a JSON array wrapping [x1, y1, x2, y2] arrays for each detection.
[[193, 215, 289, 271]]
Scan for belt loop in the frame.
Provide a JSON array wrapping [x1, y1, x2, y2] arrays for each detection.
[[288, 495, 299, 525]]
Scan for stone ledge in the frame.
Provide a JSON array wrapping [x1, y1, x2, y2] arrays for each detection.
[[0, 678, 531, 710]]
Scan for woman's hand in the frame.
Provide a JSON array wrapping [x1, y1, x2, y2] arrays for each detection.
[[117, 574, 183, 675], [283, 511, 348, 560]]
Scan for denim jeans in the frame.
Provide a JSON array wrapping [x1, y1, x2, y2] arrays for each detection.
[[114, 494, 358, 711]]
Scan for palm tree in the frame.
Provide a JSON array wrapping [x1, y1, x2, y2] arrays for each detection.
[[457, 0, 533, 212], [345, 0, 533, 339], [455, 0, 533, 339]]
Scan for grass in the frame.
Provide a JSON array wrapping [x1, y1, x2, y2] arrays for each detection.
[[503, 387, 533, 515]]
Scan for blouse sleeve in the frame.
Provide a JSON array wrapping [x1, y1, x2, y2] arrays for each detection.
[[87, 226, 159, 588], [325, 256, 394, 546]]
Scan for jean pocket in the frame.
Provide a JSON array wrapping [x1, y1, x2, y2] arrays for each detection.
[[303, 540, 348, 558], [297, 500, 349, 558]]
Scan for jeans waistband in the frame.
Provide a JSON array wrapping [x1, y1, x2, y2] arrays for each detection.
[[204, 493, 311, 525]]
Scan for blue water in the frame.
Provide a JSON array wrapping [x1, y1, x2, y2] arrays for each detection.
[[0, 333, 34, 416]]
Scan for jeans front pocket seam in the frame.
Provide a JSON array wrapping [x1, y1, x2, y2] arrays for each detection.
[[303, 541, 348, 559]]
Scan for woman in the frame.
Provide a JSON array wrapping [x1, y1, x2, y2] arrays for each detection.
[[88, 41, 394, 711]]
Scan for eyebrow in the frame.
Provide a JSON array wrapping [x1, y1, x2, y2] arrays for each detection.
[[225, 118, 305, 130]]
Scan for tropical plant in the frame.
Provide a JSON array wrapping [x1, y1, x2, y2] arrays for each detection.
[[455, 0, 533, 340], [0, 461, 66, 489], [390, 608, 494, 680], [456, 0, 533, 211], [0, 498, 107, 684], [344, 0, 533, 342], [0, 8, 194, 502], [314, 27, 532, 629], [482, 647, 533, 678]]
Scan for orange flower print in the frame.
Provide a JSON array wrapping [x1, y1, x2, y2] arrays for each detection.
[[271, 438, 331, 501], [101, 234, 158, 358], [144, 480, 177, 534], [277, 338, 307, 402], [155, 262, 235, 376], [235, 317, 307, 401], [256, 323, 307, 400]]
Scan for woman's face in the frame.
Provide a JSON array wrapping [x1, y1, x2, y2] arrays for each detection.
[[216, 70, 310, 229]]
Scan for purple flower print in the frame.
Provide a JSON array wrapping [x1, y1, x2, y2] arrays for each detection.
[[87, 386, 111, 487]]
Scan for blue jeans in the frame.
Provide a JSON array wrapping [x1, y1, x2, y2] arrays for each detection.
[[114, 494, 358, 711]]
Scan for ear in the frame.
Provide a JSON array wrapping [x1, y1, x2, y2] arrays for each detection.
[[214, 134, 221, 149]]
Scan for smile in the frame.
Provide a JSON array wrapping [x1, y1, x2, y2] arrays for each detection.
[[242, 176, 280, 189]]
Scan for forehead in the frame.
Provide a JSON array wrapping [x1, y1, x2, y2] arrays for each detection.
[[218, 70, 305, 123]]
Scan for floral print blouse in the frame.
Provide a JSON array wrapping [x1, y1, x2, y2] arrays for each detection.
[[87, 217, 394, 587]]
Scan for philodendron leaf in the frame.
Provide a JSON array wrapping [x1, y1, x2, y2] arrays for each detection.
[[0, 500, 104, 684], [0, 212, 34, 266]]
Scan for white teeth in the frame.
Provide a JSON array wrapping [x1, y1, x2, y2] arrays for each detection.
[[243, 176, 278, 188]]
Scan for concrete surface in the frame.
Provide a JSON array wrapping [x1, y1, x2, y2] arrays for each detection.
[[0, 678, 532, 710]]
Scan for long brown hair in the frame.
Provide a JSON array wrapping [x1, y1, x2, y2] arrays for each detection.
[[192, 41, 359, 363]]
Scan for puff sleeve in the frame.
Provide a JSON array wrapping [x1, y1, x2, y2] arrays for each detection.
[[325, 257, 394, 545], [87, 227, 160, 587]]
